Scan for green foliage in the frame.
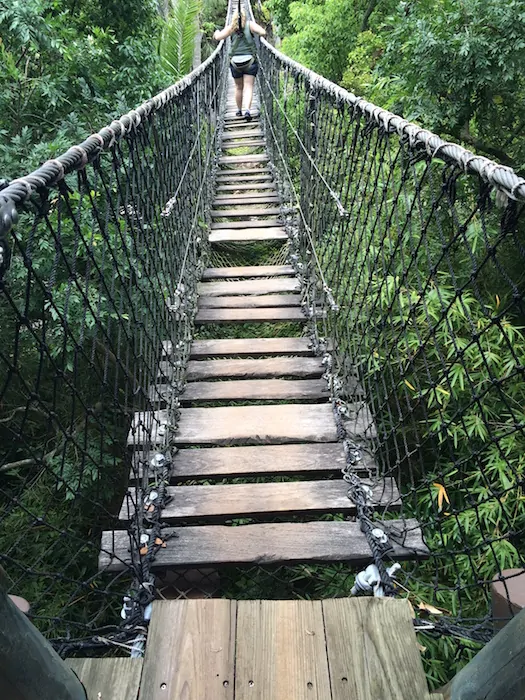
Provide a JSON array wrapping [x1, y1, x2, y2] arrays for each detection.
[[160, 0, 201, 79], [0, 0, 166, 178], [379, 0, 525, 170]]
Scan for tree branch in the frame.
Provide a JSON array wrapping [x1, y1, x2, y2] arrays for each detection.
[[361, 0, 380, 32]]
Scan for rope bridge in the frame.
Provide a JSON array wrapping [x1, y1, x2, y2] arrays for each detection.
[[1, 0, 525, 676]]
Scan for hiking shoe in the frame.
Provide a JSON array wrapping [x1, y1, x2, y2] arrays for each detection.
[[235, 109, 242, 117], [244, 110, 252, 121]]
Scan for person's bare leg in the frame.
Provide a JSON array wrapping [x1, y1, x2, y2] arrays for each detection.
[[234, 77, 244, 111], [243, 74, 255, 110]]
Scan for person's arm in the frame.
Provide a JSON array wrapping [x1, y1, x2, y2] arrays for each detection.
[[213, 23, 235, 41], [249, 20, 266, 36]]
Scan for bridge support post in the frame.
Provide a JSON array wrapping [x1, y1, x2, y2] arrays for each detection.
[[435, 606, 525, 699], [0, 586, 87, 700]]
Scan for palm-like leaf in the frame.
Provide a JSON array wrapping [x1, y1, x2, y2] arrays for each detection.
[[160, 0, 201, 79]]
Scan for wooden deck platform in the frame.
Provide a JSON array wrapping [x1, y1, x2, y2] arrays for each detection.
[[70, 598, 440, 700]]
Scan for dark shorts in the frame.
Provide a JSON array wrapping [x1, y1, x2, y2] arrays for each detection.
[[230, 60, 259, 79]]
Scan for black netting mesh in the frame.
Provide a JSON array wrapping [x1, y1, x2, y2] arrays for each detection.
[[0, 41, 227, 654], [252, 2, 525, 670]]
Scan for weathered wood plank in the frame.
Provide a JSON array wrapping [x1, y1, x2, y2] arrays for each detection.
[[201, 264, 294, 279], [222, 139, 266, 148], [199, 294, 301, 308], [209, 228, 288, 243], [211, 207, 281, 217], [211, 219, 282, 229], [213, 195, 280, 205], [196, 307, 304, 323], [181, 378, 329, 402], [216, 170, 271, 179], [216, 183, 276, 191], [129, 401, 360, 445], [189, 337, 314, 358], [100, 519, 429, 571], [222, 130, 263, 139], [174, 403, 337, 445], [219, 154, 269, 164], [119, 478, 400, 522], [198, 277, 300, 296], [68, 659, 143, 700], [323, 598, 430, 700], [138, 600, 235, 700], [133, 442, 349, 480], [235, 600, 332, 700], [186, 357, 324, 380]]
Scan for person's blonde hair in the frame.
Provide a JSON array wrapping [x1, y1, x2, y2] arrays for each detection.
[[231, 9, 247, 29]]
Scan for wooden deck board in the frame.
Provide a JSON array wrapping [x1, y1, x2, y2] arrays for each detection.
[[219, 154, 269, 165], [68, 658, 143, 700], [216, 183, 276, 191], [211, 207, 282, 217], [138, 600, 235, 700], [198, 294, 300, 308], [128, 402, 375, 446], [198, 278, 300, 296], [201, 265, 295, 279], [99, 519, 429, 571], [189, 337, 314, 357], [235, 600, 331, 700], [196, 307, 304, 323], [186, 357, 324, 380], [132, 443, 349, 480], [175, 403, 337, 445], [181, 378, 329, 402], [209, 228, 288, 243], [213, 196, 280, 205], [211, 219, 282, 229], [323, 598, 431, 700], [118, 478, 400, 522]]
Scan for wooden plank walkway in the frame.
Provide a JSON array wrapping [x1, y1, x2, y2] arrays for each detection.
[[101, 79, 427, 599], [75, 599, 434, 700]]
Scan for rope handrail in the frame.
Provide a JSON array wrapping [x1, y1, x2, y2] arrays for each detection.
[[258, 37, 525, 202]]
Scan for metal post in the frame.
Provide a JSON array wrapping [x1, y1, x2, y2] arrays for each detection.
[[0, 587, 87, 700]]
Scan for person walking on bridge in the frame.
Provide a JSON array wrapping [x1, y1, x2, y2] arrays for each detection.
[[213, 10, 266, 121]]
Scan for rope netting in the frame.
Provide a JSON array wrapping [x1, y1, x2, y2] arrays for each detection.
[[249, 0, 525, 664], [0, 39, 228, 653]]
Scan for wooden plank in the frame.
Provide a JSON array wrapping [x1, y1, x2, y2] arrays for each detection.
[[196, 307, 304, 323], [201, 264, 294, 279], [213, 196, 280, 205], [134, 442, 348, 480], [219, 154, 269, 164], [100, 519, 429, 571], [119, 478, 400, 522], [175, 403, 337, 445], [216, 170, 271, 179], [222, 130, 263, 139], [181, 378, 329, 402], [198, 277, 300, 296], [68, 659, 143, 700], [199, 294, 301, 308], [236, 600, 332, 700], [216, 183, 276, 191], [209, 228, 287, 243], [211, 207, 282, 217], [211, 219, 282, 229], [323, 598, 430, 700], [222, 139, 266, 148], [138, 600, 235, 700], [189, 336, 314, 358], [186, 357, 324, 380]]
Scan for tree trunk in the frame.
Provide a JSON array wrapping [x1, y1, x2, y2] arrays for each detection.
[[361, 0, 380, 32]]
